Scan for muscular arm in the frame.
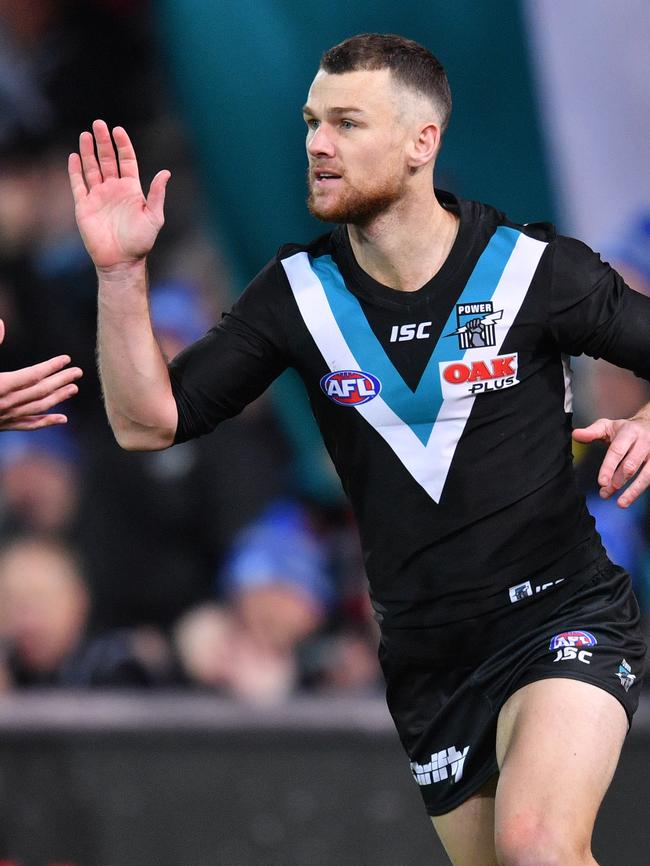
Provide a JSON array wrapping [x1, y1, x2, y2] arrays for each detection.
[[69, 120, 175, 450], [97, 261, 177, 450]]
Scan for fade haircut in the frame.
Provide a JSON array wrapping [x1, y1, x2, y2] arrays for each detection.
[[320, 33, 452, 133]]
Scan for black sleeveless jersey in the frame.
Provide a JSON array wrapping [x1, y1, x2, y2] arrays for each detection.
[[169, 191, 650, 628]]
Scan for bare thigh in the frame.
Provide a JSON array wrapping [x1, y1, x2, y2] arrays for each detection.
[[494, 677, 628, 862], [429, 678, 628, 866], [431, 774, 499, 866]]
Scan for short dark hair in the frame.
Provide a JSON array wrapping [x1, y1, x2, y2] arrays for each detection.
[[320, 33, 452, 132]]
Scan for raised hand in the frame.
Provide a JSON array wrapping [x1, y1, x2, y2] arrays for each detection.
[[68, 119, 171, 270], [0, 319, 82, 430], [573, 404, 650, 508]]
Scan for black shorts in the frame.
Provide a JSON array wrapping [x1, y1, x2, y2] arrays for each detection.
[[378, 560, 647, 817]]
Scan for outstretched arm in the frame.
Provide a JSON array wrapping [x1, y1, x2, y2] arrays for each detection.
[[573, 403, 650, 508], [68, 119, 176, 450], [0, 319, 82, 431]]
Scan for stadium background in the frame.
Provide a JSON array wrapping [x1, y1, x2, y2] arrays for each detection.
[[0, 0, 648, 863]]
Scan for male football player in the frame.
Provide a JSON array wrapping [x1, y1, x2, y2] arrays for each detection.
[[69, 34, 648, 866]]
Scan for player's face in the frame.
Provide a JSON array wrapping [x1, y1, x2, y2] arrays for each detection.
[[304, 68, 412, 224]]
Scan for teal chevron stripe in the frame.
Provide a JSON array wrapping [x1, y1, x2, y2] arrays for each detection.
[[311, 226, 520, 444]]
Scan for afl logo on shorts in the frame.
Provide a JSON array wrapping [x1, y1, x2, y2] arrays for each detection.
[[549, 630, 597, 651], [320, 370, 382, 406]]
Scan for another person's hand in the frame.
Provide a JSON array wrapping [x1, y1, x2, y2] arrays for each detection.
[[0, 320, 82, 431], [573, 405, 650, 507], [68, 119, 170, 271]]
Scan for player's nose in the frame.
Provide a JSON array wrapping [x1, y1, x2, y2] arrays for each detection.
[[307, 125, 336, 158]]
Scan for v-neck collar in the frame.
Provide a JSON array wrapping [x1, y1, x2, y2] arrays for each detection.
[[333, 189, 472, 309]]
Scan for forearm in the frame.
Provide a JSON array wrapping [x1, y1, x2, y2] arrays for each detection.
[[97, 261, 177, 450]]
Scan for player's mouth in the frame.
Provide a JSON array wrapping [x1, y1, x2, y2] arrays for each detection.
[[312, 169, 343, 186]]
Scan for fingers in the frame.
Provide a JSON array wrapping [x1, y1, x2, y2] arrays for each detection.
[[592, 418, 650, 508], [79, 128, 103, 189], [596, 425, 635, 492], [74, 120, 136, 191], [93, 118, 119, 180], [571, 418, 612, 444], [0, 319, 4, 346], [0, 413, 69, 432], [0, 354, 80, 392], [68, 152, 88, 204], [614, 462, 650, 508], [573, 415, 650, 507], [0, 361, 82, 424], [112, 125, 140, 180], [0, 355, 81, 430], [146, 170, 171, 224], [0, 382, 79, 422]]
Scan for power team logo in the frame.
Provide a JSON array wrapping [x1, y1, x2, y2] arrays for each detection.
[[439, 353, 519, 398], [320, 370, 382, 406], [508, 577, 565, 603], [445, 302, 503, 349], [550, 630, 597, 665], [616, 659, 636, 692]]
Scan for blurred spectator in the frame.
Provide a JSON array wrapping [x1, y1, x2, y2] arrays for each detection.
[[222, 498, 334, 653], [0, 535, 171, 688], [174, 603, 296, 703], [0, 0, 154, 151], [315, 628, 382, 694], [0, 427, 80, 535], [210, 498, 381, 696]]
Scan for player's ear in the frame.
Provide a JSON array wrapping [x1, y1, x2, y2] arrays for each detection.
[[406, 122, 440, 171]]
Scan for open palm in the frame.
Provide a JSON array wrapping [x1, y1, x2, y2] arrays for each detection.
[[69, 120, 170, 269]]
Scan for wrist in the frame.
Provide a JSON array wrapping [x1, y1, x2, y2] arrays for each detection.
[[97, 259, 148, 286]]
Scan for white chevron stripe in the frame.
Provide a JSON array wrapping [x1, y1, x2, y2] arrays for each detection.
[[282, 232, 547, 502]]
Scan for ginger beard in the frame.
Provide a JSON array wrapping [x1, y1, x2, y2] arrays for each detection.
[[306, 164, 406, 224]]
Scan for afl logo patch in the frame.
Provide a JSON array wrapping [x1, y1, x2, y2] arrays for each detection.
[[549, 630, 597, 651], [320, 370, 382, 406]]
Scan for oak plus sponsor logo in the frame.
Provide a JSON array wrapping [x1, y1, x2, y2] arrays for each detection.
[[320, 369, 381, 406], [439, 353, 519, 398], [410, 745, 469, 787], [550, 630, 597, 665], [445, 302, 503, 349]]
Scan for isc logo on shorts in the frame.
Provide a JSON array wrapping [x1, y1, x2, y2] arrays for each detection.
[[439, 353, 519, 398], [550, 630, 597, 665], [320, 370, 382, 406]]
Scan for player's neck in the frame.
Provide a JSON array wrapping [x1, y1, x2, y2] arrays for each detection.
[[346, 192, 459, 293]]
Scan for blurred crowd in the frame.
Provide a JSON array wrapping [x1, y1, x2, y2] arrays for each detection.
[[0, 0, 647, 701], [0, 0, 381, 701]]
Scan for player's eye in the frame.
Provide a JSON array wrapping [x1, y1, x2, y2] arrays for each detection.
[[305, 118, 319, 130], [340, 120, 355, 130]]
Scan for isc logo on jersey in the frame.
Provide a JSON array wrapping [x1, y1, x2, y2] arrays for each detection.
[[320, 370, 382, 406], [549, 630, 597, 665], [439, 353, 519, 398]]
